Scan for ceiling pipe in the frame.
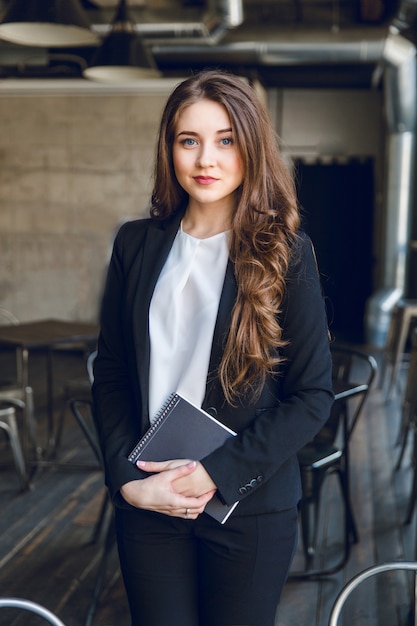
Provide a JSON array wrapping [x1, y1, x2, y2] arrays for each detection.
[[90, 0, 243, 44], [82, 0, 243, 81], [78, 0, 243, 81], [151, 36, 386, 66]]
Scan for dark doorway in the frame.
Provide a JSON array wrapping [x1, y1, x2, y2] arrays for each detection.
[[295, 158, 375, 343]]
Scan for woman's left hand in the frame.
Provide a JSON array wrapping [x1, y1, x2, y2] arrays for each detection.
[[137, 459, 217, 498]]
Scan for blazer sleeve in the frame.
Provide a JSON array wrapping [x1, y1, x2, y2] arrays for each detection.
[[201, 233, 334, 507], [92, 221, 149, 504]]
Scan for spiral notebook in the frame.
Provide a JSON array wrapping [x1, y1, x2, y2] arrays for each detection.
[[128, 393, 239, 524]]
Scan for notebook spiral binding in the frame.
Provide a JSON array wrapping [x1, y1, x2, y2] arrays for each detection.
[[128, 393, 180, 462]]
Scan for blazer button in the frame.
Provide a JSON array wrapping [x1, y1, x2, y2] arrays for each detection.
[[250, 479, 258, 488], [256, 475, 263, 484], [238, 486, 248, 495]]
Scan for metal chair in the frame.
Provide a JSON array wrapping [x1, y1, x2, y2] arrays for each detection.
[[54, 350, 98, 460], [0, 309, 38, 463], [399, 332, 417, 526], [0, 597, 67, 625], [63, 352, 115, 626], [381, 299, 417, 402], [292, 345, 378, 578], [0, 404, 29, 490], [395, 327, 417, 472], [328, 561, 417, 625]]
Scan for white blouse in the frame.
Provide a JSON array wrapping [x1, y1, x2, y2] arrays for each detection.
[[148, 225, 230, 423]]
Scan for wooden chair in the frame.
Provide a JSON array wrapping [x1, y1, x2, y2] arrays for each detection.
[[328, 561, 417, 625], [291, 345, 377, 578], [0, 597, 67, 625]]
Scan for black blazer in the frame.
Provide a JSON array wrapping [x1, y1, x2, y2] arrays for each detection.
[[92, 210, 334, 516]]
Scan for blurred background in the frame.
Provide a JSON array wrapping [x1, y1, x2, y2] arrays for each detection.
[[1, 3, 417, 625], [0, 0, 416, 343]]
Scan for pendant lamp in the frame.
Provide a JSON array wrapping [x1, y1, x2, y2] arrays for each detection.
[[0, 0, 99, 47], [83, 0, 161, 82]]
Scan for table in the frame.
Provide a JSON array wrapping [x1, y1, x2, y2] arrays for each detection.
[[0, 319, 99, 465]]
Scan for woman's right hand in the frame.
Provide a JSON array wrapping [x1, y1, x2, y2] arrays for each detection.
[[119, 461, 216, 519]]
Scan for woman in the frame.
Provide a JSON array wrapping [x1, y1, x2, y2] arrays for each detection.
[[92, 69, 334, 626]]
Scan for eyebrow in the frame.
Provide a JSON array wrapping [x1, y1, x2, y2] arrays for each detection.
[[176, 127, 233, 137]]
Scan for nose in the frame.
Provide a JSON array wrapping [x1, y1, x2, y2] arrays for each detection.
[[196, 143, 215, 167]]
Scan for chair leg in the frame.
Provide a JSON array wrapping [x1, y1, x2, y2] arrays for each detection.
[[335, 467, 359, 545], [52, 396, 69, 458], [396, 420, 411, 471], [297, 467, 324, 571], [386, 308, 416, 402], [85, 512, 116, 626], [405, 467, 417, 525], [298, 495, 320, 570], [25, 386, 38, 451], [290, 467, 354, 579], [0, 408, 30, 490], [404, 428, 417, 525], [90, 490, 112, 545]]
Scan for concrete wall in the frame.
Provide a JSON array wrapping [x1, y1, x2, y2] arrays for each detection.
[[0, 79, 180, 323], [0, 79, 384, 323]]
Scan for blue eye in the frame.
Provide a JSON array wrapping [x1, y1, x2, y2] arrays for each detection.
[[182, 138, 197, 146], [220, 137, 233, 146]]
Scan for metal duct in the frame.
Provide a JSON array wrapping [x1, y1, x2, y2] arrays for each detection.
[[152, 36, 386, 66], [365, 30, 416, 345]]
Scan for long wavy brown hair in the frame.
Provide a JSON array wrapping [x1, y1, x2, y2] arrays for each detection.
[[150, 69, 300, 404]]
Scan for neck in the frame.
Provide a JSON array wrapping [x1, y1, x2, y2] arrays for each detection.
[[182, 204, 232, 239]]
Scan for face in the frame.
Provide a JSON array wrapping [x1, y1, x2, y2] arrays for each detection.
[[172, 99, 244, 216]]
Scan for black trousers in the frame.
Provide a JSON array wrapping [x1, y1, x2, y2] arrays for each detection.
[[115, 506, 298, 626]]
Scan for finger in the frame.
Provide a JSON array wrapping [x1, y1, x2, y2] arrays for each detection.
[[137, 459, 195, 473], [199, 489, 217, 503]]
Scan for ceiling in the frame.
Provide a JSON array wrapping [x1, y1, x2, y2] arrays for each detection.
[[81, 0, 396, 29], [0, 0, 413, 87]]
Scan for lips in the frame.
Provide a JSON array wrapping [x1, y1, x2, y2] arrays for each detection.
[[193, 176, 218, 185]]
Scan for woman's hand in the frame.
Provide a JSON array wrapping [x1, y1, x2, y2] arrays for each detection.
[[120, 461, 216, 520], [138, 459, 217, 498]]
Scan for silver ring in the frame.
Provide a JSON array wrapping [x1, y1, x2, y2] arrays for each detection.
[[185, 508, 189, 519]]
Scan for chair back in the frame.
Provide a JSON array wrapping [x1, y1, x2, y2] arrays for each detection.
[[87, 350, 97, 384], [328, 561, 417, 625], [316, 346, 377, 449], [0, 598, 67, 625], [404, 328, 417, 423], [0, 308, 22, 386], [69, 350, 100, 464], [0, 308, 19, 325]]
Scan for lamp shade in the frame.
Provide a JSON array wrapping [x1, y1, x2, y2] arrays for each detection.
[[0, 0, 99, 47], [83, 0, 161, 82]]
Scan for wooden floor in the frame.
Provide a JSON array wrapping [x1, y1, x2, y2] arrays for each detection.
[[0, 345, 415, 626]]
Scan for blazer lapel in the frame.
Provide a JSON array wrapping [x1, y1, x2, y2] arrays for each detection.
[[132, 213, 183, 427], [203, 260, 237, 408]]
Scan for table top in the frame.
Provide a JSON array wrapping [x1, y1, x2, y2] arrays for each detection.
[[0, 319, 99, 349]]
